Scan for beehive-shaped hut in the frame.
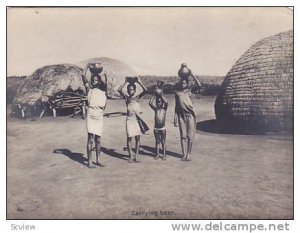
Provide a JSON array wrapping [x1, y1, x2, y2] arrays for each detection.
[[215, 30, 293, 132], [13, 64, 85, 105], [78, 57, 137, 98]]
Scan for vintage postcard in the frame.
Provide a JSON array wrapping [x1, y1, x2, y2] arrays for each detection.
[[6, 7, 293, 220]]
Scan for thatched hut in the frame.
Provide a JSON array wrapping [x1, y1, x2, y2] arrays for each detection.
[[14, 64, 85, 104], [78, 57, 137, 97], [215, 30, 293, 132], [13, 64, 86, 118], [7, 76, 26, 104]]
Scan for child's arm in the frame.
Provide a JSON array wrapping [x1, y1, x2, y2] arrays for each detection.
[[163, 101, 168, 110], [102, 73, 108, 93], [117, 80, 127, 99], [136, 78, 147, 99], [160, 95, 168, 110], [190, 72, 201, 88], [102, 73, 108, 86], [174, 112, 178, 127], [81, 64, 91, 92], [174, 94, 179, 127], [149, 96, 156, 110]]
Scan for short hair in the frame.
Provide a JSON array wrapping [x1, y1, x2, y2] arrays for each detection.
[[157, 81, 164, 88], [127, 83, 136, 92], [91, 74, 101, 82]]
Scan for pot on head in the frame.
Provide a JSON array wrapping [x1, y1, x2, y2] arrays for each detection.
[[178, 63, 191, 79], [126, 76, 138, 84], [89, 63, 103, 75]]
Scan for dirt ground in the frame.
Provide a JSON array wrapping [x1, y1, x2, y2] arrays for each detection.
[[7, 95, 293, 219]]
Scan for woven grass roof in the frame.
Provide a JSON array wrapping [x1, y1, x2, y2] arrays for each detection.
[[13, 64, 85, 105], [214, 30, 293, 132]]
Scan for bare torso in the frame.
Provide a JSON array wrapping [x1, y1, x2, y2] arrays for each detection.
[[154, 108, 166, 129]]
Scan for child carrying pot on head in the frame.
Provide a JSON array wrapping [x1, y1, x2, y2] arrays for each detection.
[[149, 81, 168, 160], [174, 63, 201, 161], [82, 63, 107, 168], [118, 77, 149, 163]]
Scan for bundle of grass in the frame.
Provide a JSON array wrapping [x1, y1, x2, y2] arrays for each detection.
[[13, 64, 86, 118], [7, 75, 26, 104], [215, 30, 293, 133], [78, 57, 137, 98]]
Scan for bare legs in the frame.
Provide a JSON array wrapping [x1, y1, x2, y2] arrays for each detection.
[[186, 139, 193, 161], [178, 114, 196, 161], [180, 138, 187, 161], [180, 138, 194, 161], [154, 130, 160, 160], [95, 135, 104, 166], [87, 133, 95, 168], [135, 135, 140, 162], [154, 129, 167, 160], [86, 133, 103, 168], [127, 135, 140, 163]]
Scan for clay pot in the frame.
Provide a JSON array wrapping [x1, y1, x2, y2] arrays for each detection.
[[89, 63, 103, 75], [126, 77, 138, 84], [155, 88, 163, 96], [178, 63, 191, 78]]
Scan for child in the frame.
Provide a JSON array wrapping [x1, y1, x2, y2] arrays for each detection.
[[174, 63, 201, 161], [118, 77, 149, 163], [149, 81, 168, 160], [82, 63, 107, 168]]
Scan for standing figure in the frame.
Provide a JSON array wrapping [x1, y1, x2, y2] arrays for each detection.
[[82, 63, 107, 168], [149, 81, 168, 160], [174, 63, 201, 161], [118, 77, 149, 163]]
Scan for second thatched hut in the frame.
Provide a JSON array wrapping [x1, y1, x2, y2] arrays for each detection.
[[214, 30, 293, 133], [78, 57, 137, 98]]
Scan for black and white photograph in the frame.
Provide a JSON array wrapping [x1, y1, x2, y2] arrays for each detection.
[[6, 6, 294, 221]]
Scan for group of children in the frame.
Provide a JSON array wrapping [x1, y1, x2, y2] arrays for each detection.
[[82, 63, 200, 168]]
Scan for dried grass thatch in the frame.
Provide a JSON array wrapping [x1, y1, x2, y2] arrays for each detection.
[[7, 76, 26, 104], [78, 57, 137, 98], [13, 64, 85, 105], [215, 30, 293, 132]]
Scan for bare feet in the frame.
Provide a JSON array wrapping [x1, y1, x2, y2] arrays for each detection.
[[154, 155, 160, 160], [134, 158, 140, 163], [128, 158, 133, 163], [96, 162, 105, 167], [180, 157, 187, 161], [162, 157, 166, 161], [88, 163, 96, 168]]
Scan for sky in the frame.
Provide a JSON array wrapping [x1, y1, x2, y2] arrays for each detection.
[[7, 7, 293, 76]]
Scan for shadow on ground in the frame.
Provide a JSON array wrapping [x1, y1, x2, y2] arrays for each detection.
[[197, 119, 293, 136], [101, 147, 129, 160], [53, 149, 87, 166], [140, 145, 182, 158]]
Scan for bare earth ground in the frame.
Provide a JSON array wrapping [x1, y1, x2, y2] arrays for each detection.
[[7, 95, 293, 219]]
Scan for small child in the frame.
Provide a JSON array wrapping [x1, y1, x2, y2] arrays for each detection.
[[149, 81, 168, 160], [118, 77, 149, 163]]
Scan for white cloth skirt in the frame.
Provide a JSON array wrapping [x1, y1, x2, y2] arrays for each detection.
[[126, 116, 141, 137], [86, 107, 104, 136]]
